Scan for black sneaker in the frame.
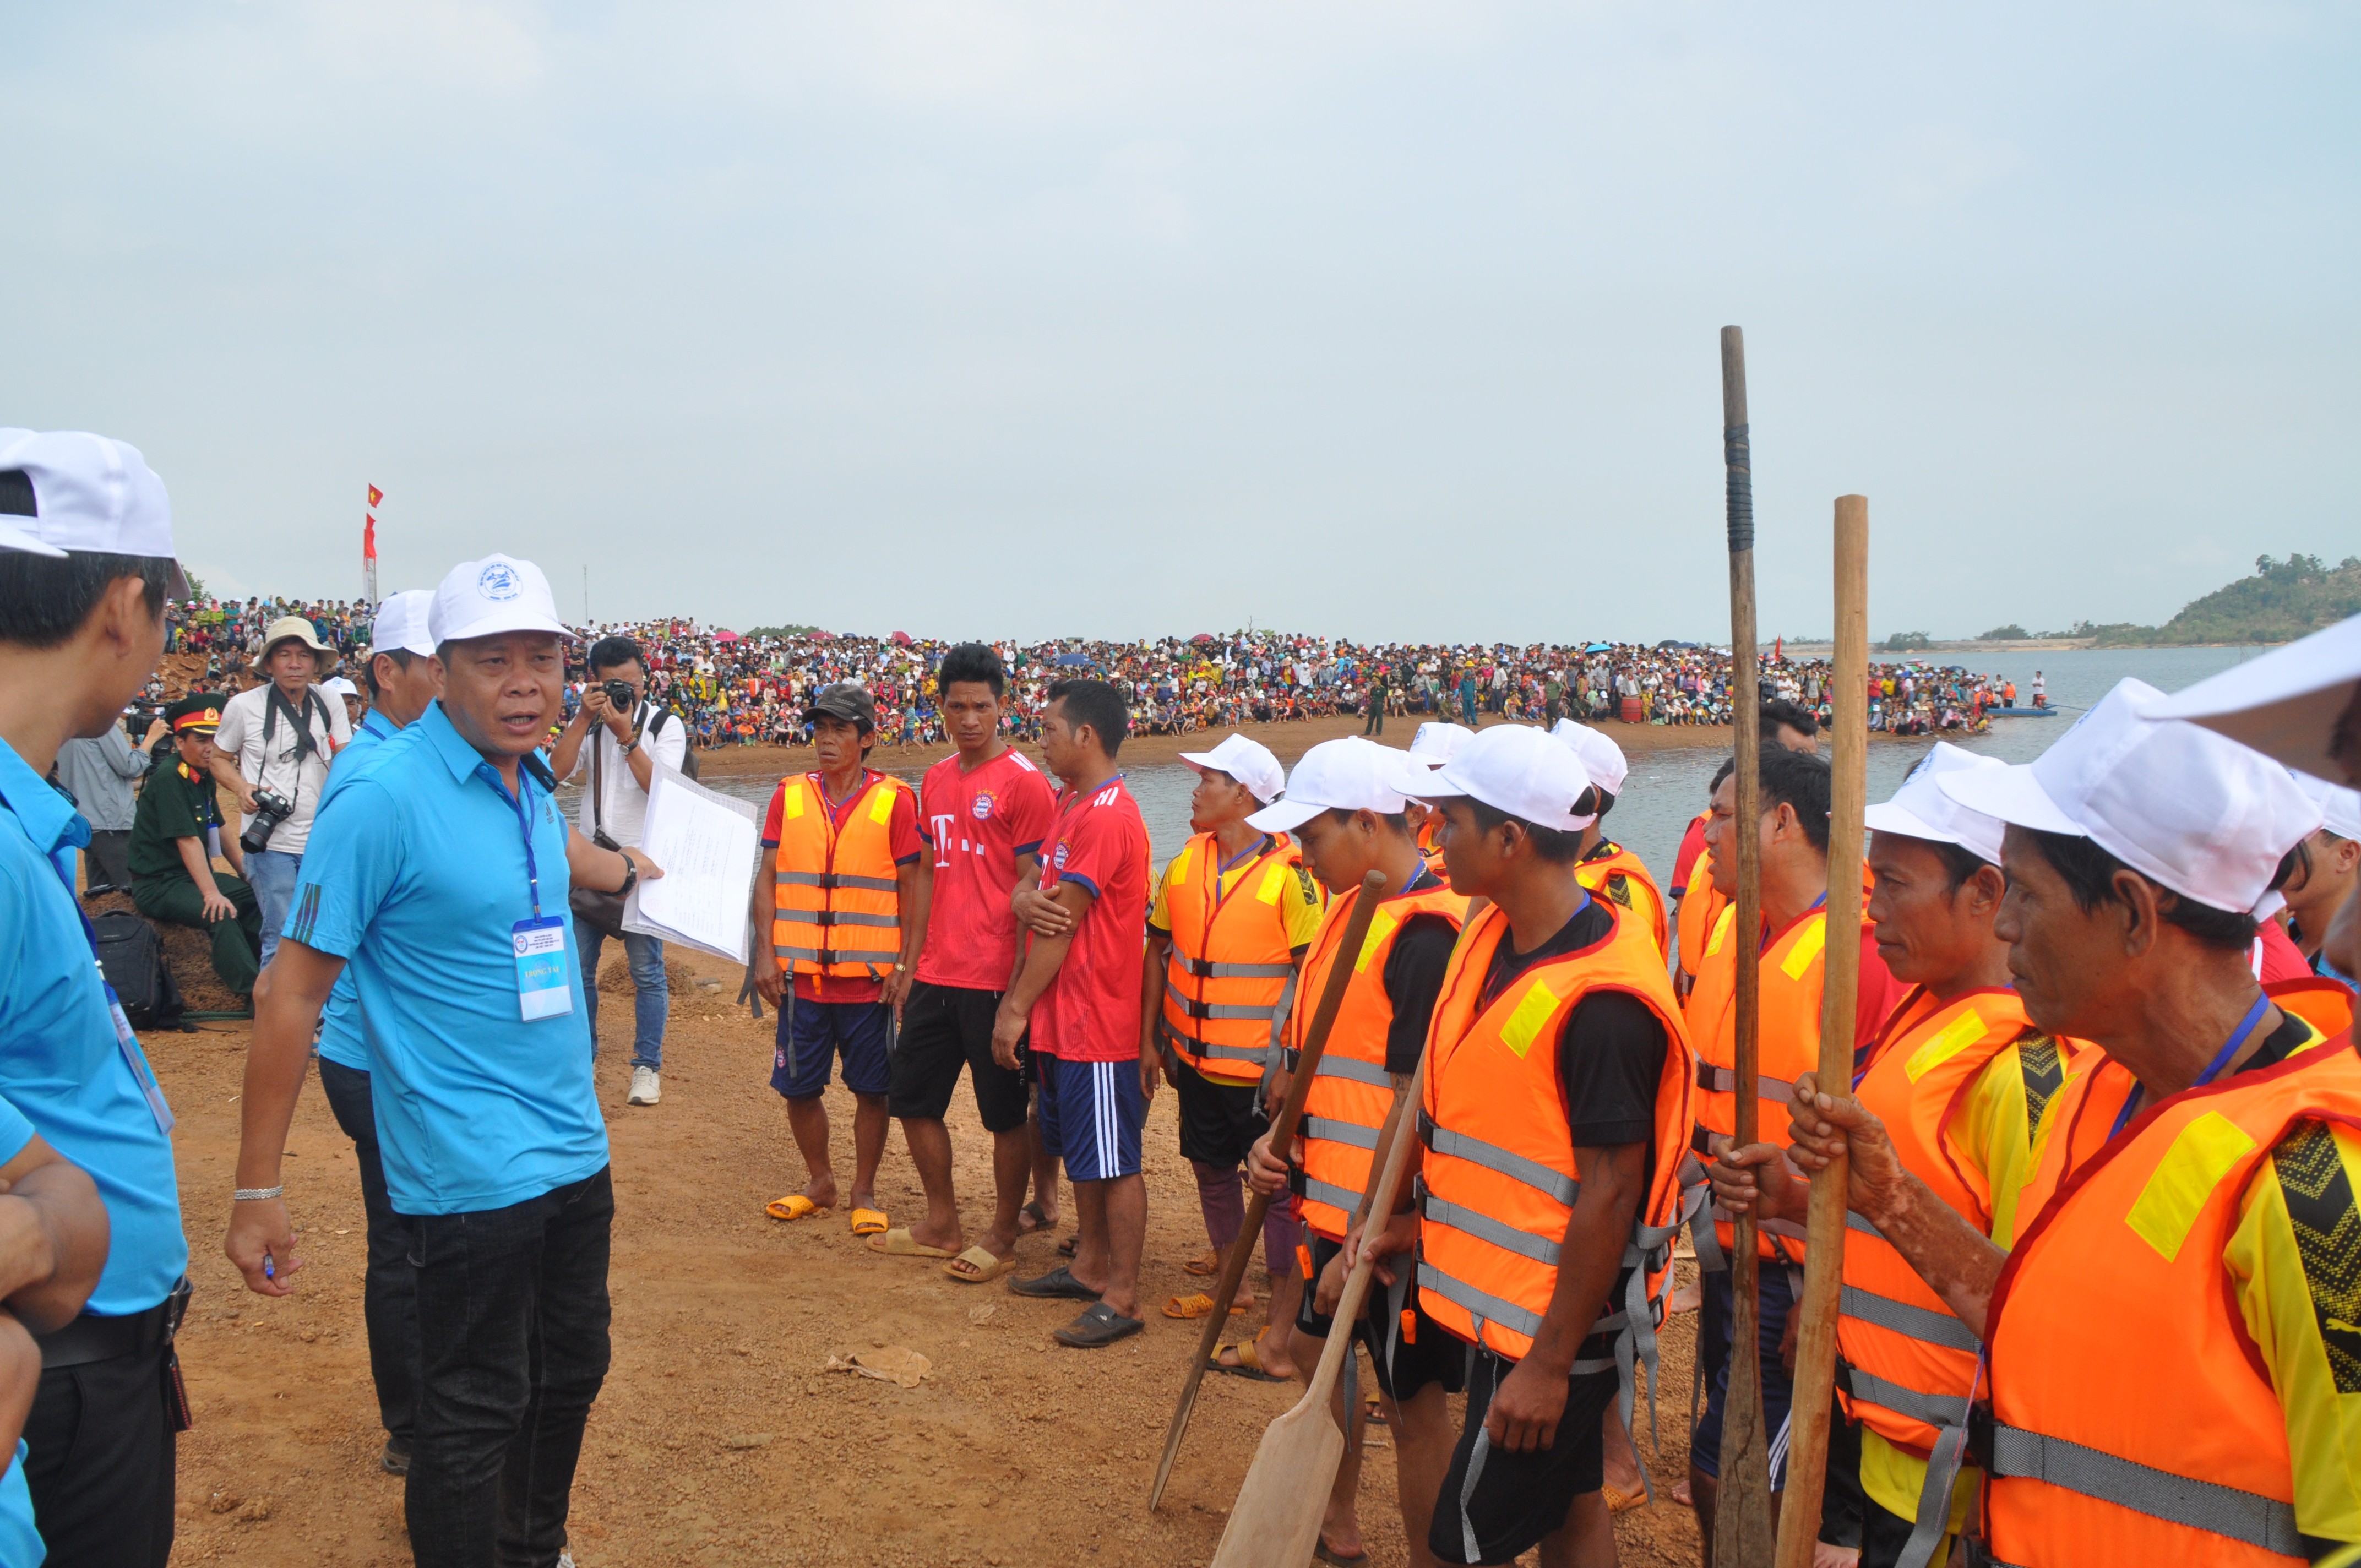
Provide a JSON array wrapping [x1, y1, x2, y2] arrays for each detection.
[[381, 1438, 411, 1475]]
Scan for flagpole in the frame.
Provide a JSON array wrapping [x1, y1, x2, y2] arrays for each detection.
[[363, 483, 383, 606]]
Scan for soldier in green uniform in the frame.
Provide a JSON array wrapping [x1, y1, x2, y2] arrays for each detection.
[[129, 691, 263, 997]]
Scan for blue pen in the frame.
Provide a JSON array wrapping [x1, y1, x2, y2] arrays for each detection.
[[263, 1251, 275, 1282]]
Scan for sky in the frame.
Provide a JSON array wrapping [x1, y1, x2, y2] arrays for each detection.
[[5, 2, 2355, 645]]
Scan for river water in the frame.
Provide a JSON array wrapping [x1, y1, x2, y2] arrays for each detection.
[[670, 646, 2275, 889]]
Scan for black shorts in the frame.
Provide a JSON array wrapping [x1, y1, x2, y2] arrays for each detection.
[[888, 982, 1030, 1134], [1429, 1348, 1619, 1566], [1169, 1050, 1268, 1169], [1295, 1233, 1465, 1403]]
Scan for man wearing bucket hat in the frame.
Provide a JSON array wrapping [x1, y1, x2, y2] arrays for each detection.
[[1354, 724, 1695, 1566], [226, 553, 656, 1568], [309, 587, 441, 1476], [1142, 732, 1322, 1342], [128, 692, 266, 998], [1241, 736, 1469, 1566], [0, 428, 193, 1565], [1552, 718, 1671, 957], [1709, 742, 2079, 1568], [210, 611, 350, 968], [1774, 679, 2359, 1566]]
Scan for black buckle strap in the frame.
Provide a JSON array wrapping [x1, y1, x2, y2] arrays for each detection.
[[37, 1277, 189, 1370], [1966, 1400, 1994, 1472]]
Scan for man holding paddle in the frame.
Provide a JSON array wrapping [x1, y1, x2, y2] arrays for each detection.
[[1355, 723, 1696, 1567], [1242, 737, 1469, 1566]]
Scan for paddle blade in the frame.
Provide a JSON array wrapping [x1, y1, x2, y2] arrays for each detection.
[[1207, 1397, 1347, 1568]]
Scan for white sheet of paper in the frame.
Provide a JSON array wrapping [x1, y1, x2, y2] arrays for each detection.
[[621, 764, 761, 964]]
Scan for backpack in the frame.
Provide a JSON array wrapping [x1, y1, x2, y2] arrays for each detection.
[[649, 708, 699, 780], [91, 911, 186, 1031]]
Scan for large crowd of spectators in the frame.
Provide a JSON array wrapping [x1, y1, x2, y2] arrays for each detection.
[[152, 598, 2015, 749]]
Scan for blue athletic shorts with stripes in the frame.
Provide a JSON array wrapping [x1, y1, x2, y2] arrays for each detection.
[[1690, 1262, 1799, 1488], [771, 998, 894, 1100], [1035, 1056, 1144, 1182]]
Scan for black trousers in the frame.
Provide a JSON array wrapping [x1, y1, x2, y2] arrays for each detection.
[[319, 1058, 420, 1446], [24, 1337, 176, 1568], [407, 1166, 613, 1568]]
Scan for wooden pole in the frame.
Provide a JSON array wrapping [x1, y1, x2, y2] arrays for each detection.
[[1715, 325, 1777, 1567], [1149, 868, 1390, 1511], [1773, 495, 1870, 1567]]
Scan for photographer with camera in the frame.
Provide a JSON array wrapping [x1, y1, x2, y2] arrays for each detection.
[[210, 614, 350, 969], [552, 635, 688, 1107], [54, 705, 166, 892]]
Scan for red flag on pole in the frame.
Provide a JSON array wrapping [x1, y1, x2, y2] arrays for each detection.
[[364, 515, 378, 560], [367, 484, 384, 509]]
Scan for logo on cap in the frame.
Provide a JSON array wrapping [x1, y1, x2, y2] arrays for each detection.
[[478, 562, 522, 602]]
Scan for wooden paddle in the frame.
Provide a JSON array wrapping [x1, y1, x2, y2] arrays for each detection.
[[1715, 324, 1778, 1567], [1773, 496, 1870, 1567], [1148, 867, 1391, 1511], [1206, 1020, 1433, 1568]]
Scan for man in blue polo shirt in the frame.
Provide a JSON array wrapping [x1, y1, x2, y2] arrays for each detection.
[[310, 587, 440, 1478], [226, 554, 653, 1568], [0, 427, 196, 1568]]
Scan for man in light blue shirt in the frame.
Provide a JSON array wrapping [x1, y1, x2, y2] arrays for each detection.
[[309, 587, 440, 1478], [0, 428, 198, 1567], [227, 555, 653, 1568]]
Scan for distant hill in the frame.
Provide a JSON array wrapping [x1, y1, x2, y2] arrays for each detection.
[[2076, 554, 2361, 647]]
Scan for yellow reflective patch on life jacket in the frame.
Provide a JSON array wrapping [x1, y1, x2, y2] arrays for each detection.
[[868, 782, 896, 825], [1780, 916, 1827, 981], [2126, 1111, 2257, 1262], [1705, 905, 1737, 959], [1357, 911, 1400, 972], [781, 782, 805, 820], [1499, 978, 1560, 1059], [1256, 865, 1286, 905], [1905, 1009, 1988, 1082]]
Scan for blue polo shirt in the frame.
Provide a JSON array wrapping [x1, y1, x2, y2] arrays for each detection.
[[314, 709, 400, 1073], [287, 702, 605, 1215], [0, 736, 188, 1317]]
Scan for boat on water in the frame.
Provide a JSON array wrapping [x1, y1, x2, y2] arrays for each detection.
[[1988, 705, 2060, 718]]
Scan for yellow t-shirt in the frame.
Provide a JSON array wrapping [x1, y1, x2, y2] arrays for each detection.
[[1147, 837, 1324, 1084], [1858, 1035, 2066, 1551]]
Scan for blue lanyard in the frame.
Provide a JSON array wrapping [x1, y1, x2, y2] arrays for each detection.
[[2109, 993, 2271, 1140], [486, 765, 545, 921], [1209, 834, 1274, 911]]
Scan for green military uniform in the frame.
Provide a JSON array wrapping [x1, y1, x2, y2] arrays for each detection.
[[129, 694, 263, 996]]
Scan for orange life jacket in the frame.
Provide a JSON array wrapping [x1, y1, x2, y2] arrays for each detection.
[[771, 771, 909, 979], [1838, 986, 2051, 1511], [1682, 900, 1845, 1263], [1980, 1022, 2352, 1566], [1160, 831, 1307, 1083], [1285, 876, 1470, 1241], [2268, 975, 2354, 1041], [1675, 845, 1728, 990], [1577, 840, 1669, 957], [1417, 902, 1694, 1377]]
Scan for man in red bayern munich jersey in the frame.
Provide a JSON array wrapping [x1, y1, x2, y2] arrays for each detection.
[[891, 644, 1058, 1284], [998, 678, 1154, 1347]]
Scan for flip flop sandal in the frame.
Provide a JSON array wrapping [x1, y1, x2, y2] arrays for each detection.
[[765, 1195, 829, 1222], [1056, 1233, 1080, 1259], [848, 1207, 889, 1238], [1015, 1200, 1053, 1235], [1009, 1264, 1101, 1302], [1162, 1293, 1245, 1320], [944, 1245, 1018, 1284], [1602, 1481, 1650, 1513], [1314, 1543, 1370, 1567], [1206, 1339, 1286, 1382], [1181, 1249, 1222, 1277], [1051, 1302, 1143, 1349], [867, 1227, 959, 1259]]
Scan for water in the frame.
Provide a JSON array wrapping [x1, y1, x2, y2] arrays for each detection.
[[621, 645, 2277, 891]]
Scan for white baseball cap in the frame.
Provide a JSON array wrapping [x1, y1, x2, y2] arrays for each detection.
[[1938, 677, 2320, 916], [1246, 738, 1410, 834], [321, 676, 358, 699], [1549, 718, 1629, 797], [1179, 732, 1285, 804], [427, 554, 574, 647], [2296, 771, 2361, 842], [1406, 720, 1475, 770], [1412, 722, 1597, 833], [2137, 614, 2361, 786], [0, 428, 188, 597], [367, 589, 438, 660], [1864, 741, 2008, 865]]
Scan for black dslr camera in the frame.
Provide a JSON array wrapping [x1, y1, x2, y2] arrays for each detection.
[[240, 788, 295, 856], [600, 679, 638, 716]]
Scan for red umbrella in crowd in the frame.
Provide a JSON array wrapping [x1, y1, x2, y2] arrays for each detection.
[[1190, 633, 1215, 644], [890, 630, 913, 646], [713, 629, 741, 644]]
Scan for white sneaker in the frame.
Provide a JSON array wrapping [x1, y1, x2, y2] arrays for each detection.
[[628, 1066, 660, 1106]]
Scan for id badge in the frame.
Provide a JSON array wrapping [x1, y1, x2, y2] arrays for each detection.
[[513, 915, 575, 1022], [108, 994, 176, 1135]]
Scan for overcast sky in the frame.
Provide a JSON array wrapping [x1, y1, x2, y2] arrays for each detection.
[[6, 3, 2354, 644]]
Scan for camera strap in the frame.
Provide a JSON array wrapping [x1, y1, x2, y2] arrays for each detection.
[[253, 684, 329, 843]]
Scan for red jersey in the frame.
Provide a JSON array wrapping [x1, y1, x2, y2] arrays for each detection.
[[1030, 775, 1151, 1064], [1672, 811, 1710, 898], [2254, 919, 2313, 986], [761, 768, 923, 1003], [915, 747, 1057, 993]]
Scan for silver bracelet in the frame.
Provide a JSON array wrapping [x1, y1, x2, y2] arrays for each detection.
[[233, 1186, 284, 1202]]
